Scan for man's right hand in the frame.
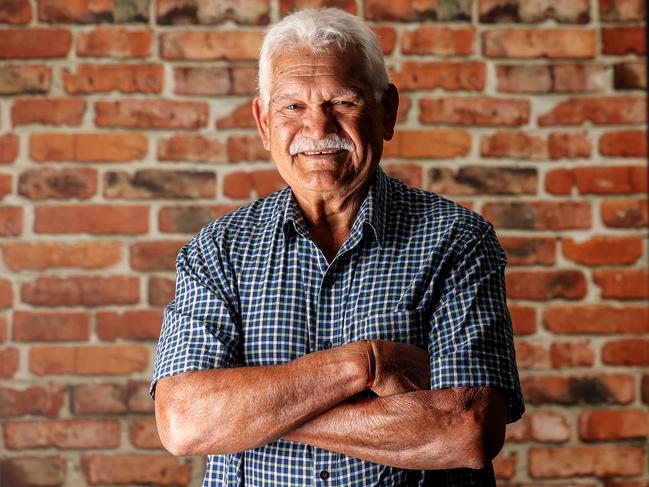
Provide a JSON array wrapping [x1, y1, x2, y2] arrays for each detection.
[[369, 340, 430, 397]]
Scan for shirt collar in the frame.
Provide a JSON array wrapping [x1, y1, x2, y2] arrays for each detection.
[[276, 164, 389, 249]]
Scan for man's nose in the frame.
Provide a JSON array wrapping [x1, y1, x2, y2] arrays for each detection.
[[302, 105, 339, 140]]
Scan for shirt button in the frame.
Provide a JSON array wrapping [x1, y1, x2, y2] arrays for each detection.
[[322, 341, 332, 350], [319, 470, 330, 480]]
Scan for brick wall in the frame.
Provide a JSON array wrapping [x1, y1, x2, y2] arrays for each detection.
[[0, 0, 647, 485]]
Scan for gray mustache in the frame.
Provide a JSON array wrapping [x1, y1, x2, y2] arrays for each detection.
[[289, 134, 356, 156]]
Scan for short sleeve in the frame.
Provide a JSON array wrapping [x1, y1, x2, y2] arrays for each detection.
[[427, 223, 525, 424], [149, 238, 240, 400]]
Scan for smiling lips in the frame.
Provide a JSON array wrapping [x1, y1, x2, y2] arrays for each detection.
[[300, 149, 346, 156]]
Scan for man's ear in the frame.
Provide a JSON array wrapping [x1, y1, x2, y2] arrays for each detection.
[[252, 96, 270, 151], [382, 83, 399, 141]]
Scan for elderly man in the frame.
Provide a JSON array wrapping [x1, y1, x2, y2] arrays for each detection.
[[150, 7, 524, 487]]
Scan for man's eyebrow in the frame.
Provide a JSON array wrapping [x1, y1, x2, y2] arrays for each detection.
[[331, 87, 365, 100], [271, 93, 300, 103]]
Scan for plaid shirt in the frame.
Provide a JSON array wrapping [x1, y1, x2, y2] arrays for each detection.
[[150, 165, 525, 487]]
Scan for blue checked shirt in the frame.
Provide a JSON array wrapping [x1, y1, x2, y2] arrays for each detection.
[[150, 165, 525, 487]]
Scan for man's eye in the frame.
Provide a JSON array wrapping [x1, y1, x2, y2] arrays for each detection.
[[334, 100, 353, 106], [285, 104, 300, 110]]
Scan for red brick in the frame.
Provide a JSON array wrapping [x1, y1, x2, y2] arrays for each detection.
[[159, 205, 239, 233], [30, 345, 149, 375], [0, 173, 11, 200], [63, 64, 163, 94], [280, 0, 357, 15], [606, 480, 649, 487], [104, 170, 216, 199], [0, 28, 71, 58], [480, 131, 548, 159], [371, 25, 396, 55], [506, 270, 586, 300], [390, 62, 485, 91], [480, 0, 590, 23], [482, 201, 591, 230], [4, 419, 120, 449], [0, 0, 31, 24], [497, 64, 606, 93], [522, 374, 635, 405], [365, 0, 471, 21], [227, 135, 269, 162], [505, 411, 571, 442], [600, 0, 646, 20], [223, 170, 287, 199], [614, 61, 646, 90], [161, 31, 264, 60], [538, 96, 646, 126], [38, 0, 149, 23], [643, 375, 649, 405], [97, 309, 162, 341], [580, 409, 649, 440], [0, 348, 19, 378], [510, 305, 536, 334], [11, 98, 85, 127], [544, 305, 649, 333], [602, 199, 648, 228], [174, 66, 259, 96], [148, 277, 175, 306], [157, 0, 269, 25], [95, 100, 208, 129], [0, 456, 66, 486], [599, 130, 647, 157], [603, 339, 649, 366], [0, 385, 65, 417], [563, 236, 643, 265], [129, 417, 163, 449], [0, 316, 5, 342], [76, 27, 152, 58], [18, 167, 97, 200], [13, 311, 89, 342], [21, 275, 139, 307], [158, 134, 226, 162], [483, 29, 596, 58], [82, 455, 192, 485], [0, 279, 13, 308], [602, 26, 645, 55], [72, 381, 153, 414], [0, 65, 51, 95], [544, 168, 574, 195], [420, 97, 529, 126], [515, 340, 551, 369], [574, 166, 647, 194], [34, 205, 148, 234], [396, 95, 411, 123], [552, 64, 606, 92], [383, 164, 423, 189], [401, 27, 474, 55], [130, 241, 183, 271], [0, 134, 19, 164], [493, 451, 516, 479], [216, 100, 256, 129], [548, 132, 591, 159], [594, 269, 649, 299], [30, 132, 147, 162], [429, 166, 536, 195], [500, 236, 555, 265], [383, 130, 471, 158], [551, 340, 595, 368], [528, 446, 644, 478]]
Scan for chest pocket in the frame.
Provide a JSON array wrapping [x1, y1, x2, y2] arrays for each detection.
[[349, 308, 429, 349]]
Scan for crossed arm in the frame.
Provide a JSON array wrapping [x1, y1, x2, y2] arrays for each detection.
[[154, 339, 507, 470]]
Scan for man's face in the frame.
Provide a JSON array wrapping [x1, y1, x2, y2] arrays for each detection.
[[253, 46, 398, 197]]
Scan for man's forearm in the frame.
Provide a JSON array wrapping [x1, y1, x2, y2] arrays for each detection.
[[155, 342, 370, 456]]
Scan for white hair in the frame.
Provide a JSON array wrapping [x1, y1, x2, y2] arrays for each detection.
[[258, 8, 390, 107]]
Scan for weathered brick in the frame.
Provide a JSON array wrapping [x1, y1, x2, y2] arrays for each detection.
[[280, 0, 357, 15], [482, 201, 591, 230], [364, 0, 471, 21], [30, 132, 147, 162], [0, 28, 72, 58], [538, 96, 646, 126], [601, 199, 648, 228], [499, 236, 555, 265], [227, 135, 269, 162], [0, 456, 66, 486], [11, 98, 85, 127], [95, 100, 208, 129], [0, 316, 5, 342], [483, 29, 596, 58], [614, 61, 646, 89], [30, 345, 149, 375], [390, 62, 485, 91], [594, 269, 649, 299], [156, 0, 269, 25], [479, 0, 590, 23], [34, 205, 148, 234], [0, 173, 12, 200], [158, 134, 226, 162], [603, 339, 649, 366], [72, 381, 153, 414], [0, 278, 13, 308], [18, 167, 97, 199], [643, 375, 649, 405], [563, 236, 642, 265], [76, 27, 152, 57], [223, 170, 287, 198], [5, 240, 120, 271], [0, 134, 19, 164], [544, 305, 649, 333], [0, 348, 19, 378], [21, 275, 139, 306], [522, 374, 635, 405], [600, 0, 646, 21], [174, 65, 258, 96], [401, 26, 474, 55], [510, 305, 536, 334], [0, 65, 51, 95], [130, 241, 183, 271], [82, 455, 192, 485], [506, 270, 586, 300], [551, 340, 595, 368], [600, 130, 647, 157], [496, 64, 606, 93], [420, 97, 529, 126], [548, 132, 591, 159], [545, 169, 574, 195], [63, 64, 163, 94], [383, 130, 471, 158], [0, 0, 31, 24], [159, 205, 239, 233], [493, 451, 516, 479], [575, 166, 647, 194], [515, 340, 551, 369], [38, 0, 149, 23], [429, 166, 536, 195], [602, 26, 645, 55], [97, 309, 162, 341], [480, 131, 548, 159], [1, 385, 65, 420], [130, 417, 163, 448], [383, 164, 423, 189], [12, 311, 89, 341], [579, 409, 649, 440], [528, 446, 644, 478], [161, 31, 264, 60], [216, 100, 256, 129], [505, 411, 571, 442], [371, 25, 397, 54], [148, 276, 175, 306], [4, 419, 120, 449], [104, 170, 215, 200]]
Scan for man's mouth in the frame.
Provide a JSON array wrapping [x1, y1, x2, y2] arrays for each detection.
[[300, 149, 346, 156]]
